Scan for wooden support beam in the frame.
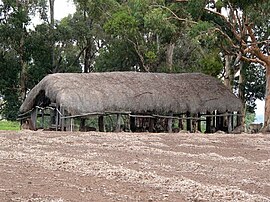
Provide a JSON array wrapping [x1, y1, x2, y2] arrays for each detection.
[[55, 105, 59, 131], [60, 106, 65, 131], [186, 112, 191, 131], [66, 118, 71, 131], [178, 115, 184, 130], [71, 118, 74, 132], [192, 114, 197, 133], [79, 118, 86, 131], [98, 115, 105, 132], [149, 117, 155, 132], [130, 115, 136, 132], [30, 108, 38, 130], [228, 113, 232, 133], [212, 110, 216, 129], [115, 114, 121, 132], [167, 114, 173, 133], [206, 111, 212, 133], [197, 113, 201, 132]]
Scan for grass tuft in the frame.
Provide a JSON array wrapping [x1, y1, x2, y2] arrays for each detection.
[[0, 120, 20, 131]]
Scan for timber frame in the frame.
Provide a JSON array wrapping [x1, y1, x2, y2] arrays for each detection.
[[18, 103, 242, 133]]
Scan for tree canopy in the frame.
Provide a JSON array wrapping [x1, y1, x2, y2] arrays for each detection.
[[0, 0, 268, 129]]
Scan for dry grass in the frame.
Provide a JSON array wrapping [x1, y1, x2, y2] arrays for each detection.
[[20, 72, 242, 115]]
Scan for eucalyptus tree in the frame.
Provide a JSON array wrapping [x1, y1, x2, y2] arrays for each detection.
[[174, 0, 269, 129], [70, 0, 118, 72], [0, 0, 47, 119], [207, 0, 269, 130]]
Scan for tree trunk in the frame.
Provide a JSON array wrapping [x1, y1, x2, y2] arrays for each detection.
[[49, 0, 55, 72], [84, 38, 92, 73], [238, 61, 246, 128], [166, 43, 175, 72], [20, 56, 27, 100], [19, 23, 27, 100], [224, 55, 233, 90], [263, 64, 270, 132]]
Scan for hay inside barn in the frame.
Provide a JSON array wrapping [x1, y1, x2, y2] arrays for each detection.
[[19, 72, 243, 133]]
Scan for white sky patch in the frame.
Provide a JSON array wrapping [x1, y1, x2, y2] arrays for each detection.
[[255, 100, 264, 123], [54, 0, 76, 20], [30, 0, 75, 27]]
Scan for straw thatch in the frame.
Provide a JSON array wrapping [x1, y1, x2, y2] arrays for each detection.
[[19, 72, 242, 115]]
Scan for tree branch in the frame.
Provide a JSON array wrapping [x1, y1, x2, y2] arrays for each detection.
[[153, 5, 197, 24], [241, 56, 266, 66], [246, 23, 269, 64]]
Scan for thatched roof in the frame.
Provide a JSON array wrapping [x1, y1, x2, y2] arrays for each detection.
[[19, 72, 242, 115]]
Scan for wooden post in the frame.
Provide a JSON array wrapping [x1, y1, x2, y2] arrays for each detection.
[[167, 114, 173, 133], [216, 111, 220, 131], [236, 111, 241, 127], [228, 113, 232, 133], [192, 114, 197, 133], [212, 110, 216, 129], [115, 114, 121, 132], [206, 111, 212, 133], [55, 105, 59, 131], [231, 112, 234, 131], [30, 107, 38, 130], [50, 108, 55, 129], [98, 115, 105, 132], [66, 118, 71, 131], [60, 107, 66, 131], [197, 113, 201, 132], [80, 118, 86, 131], [149, 118, 155, 132], [178, 115, 183, 130], [186, 112, 191, 132], [130, 115, 136, 132], [41, 109, 45, 129], [71, 118, 74, 132]]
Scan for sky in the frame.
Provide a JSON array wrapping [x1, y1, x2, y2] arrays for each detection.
[[54, 0, 76, 20], [38, 0, 266, 123]]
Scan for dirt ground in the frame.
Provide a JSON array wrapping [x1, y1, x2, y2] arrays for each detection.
[[0, 130, 269, 202]]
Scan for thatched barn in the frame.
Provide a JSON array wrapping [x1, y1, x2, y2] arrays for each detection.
[[19, 72, 243, 133]]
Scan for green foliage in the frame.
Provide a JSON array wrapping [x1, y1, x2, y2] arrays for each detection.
[[245, 112, 256, 126], [144, 7, 177, 41], [0, 48, 21, 120], [198, 52, 223, 77], [95, 40, 139, 71], [187, 0, 205, 20], [104, 10, 139, 38], [234, 63, 266, 113], [2, 0, 266, 121], [0, 120, 20, 131]]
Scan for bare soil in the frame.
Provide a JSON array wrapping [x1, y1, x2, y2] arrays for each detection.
[[0, 130, 269, 202]]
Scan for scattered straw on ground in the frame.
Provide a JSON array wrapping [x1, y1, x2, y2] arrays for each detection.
[[0, 130, 269, 202]]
